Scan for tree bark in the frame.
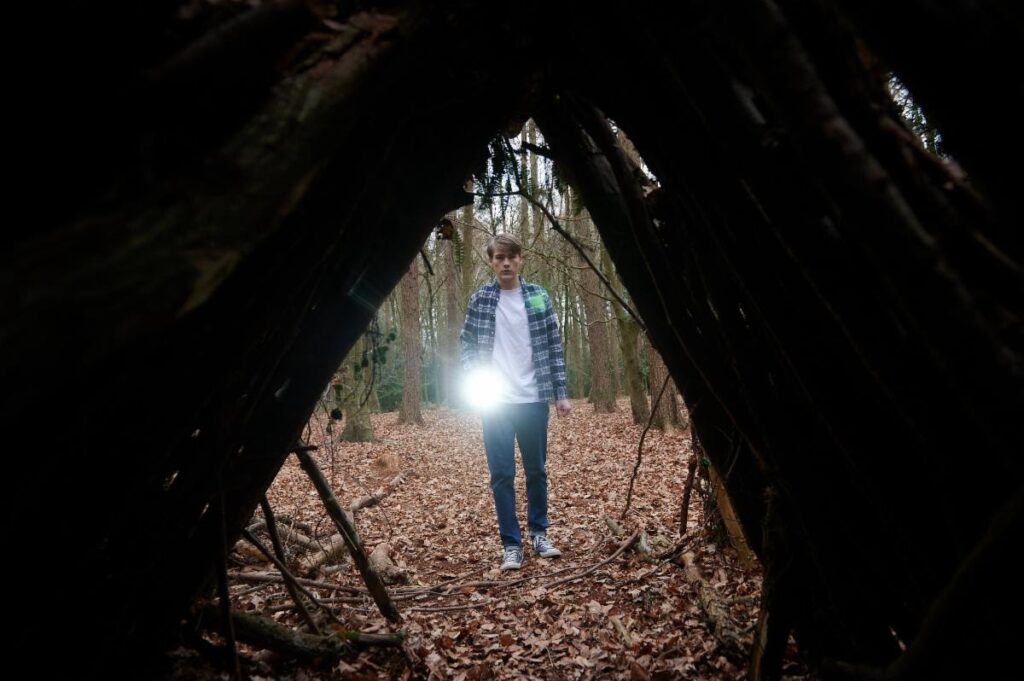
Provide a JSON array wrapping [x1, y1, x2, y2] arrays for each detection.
[[602, 243, 648, 423], [579, 221, 616, 411], [646, 343, 678, 430], [339, 335, 376, 443], [398, 257, 424, 425], [444, 220, 463, 407]]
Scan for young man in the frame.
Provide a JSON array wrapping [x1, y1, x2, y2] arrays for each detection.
[[460, 233, 572, 571]]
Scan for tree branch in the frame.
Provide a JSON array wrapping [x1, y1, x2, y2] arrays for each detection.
[[294, 448, 402, 623]]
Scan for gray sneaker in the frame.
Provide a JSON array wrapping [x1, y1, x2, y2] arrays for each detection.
[[500, 545, 524, 571], [531, 535, 562, 558]]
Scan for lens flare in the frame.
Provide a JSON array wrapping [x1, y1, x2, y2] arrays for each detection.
[[463, 367, 506, 411]]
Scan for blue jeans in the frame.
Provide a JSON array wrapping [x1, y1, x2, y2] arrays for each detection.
[[481, 402, 550, 547]]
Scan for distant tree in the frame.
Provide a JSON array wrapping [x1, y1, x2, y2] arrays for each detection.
[[338, 335, 375, 442], [603, 243, 648, 424], [646, 342, 680, 431], [398, 257, 424, 425], [579, 220, 616, 412]]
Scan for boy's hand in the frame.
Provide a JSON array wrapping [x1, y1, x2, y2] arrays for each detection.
[[555, 399, 572, 417]]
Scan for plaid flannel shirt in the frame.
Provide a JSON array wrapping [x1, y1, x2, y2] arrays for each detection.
[[459, 276, 568, 402]]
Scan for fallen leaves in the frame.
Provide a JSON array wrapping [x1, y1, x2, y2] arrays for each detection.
[[227, 398, 767, 679]]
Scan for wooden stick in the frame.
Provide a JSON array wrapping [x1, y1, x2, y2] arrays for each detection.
[[246, 521, 318, 551], [231, 571, 343, 588], [243, 523, 321, 633], [294, 449, 402, 622], [350, 470, 410, 512], [266, 596, 365, 612], [259, 498, 319, 613], [546, 530, 641, 589], [406, 599, 492, 613], [197, 603, 402, 662]]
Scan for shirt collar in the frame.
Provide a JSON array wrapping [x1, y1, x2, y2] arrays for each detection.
[[489, 274, 529, 291]]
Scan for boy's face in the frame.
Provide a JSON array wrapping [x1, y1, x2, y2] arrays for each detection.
[[489, 247, 523, 289]]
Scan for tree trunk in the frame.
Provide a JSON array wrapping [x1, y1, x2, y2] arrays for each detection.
[[398, 258, 424, 425], [579, 222, 616, 412], [444, 219, 462, 407], [339, 335, 375, 443], [646, 343, 679, 430], [602, 242, 648, 424], [461, 184, 476, 301]]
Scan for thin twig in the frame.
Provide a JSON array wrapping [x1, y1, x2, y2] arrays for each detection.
[[406, 599, 492, 613], [621, 374, 672, 520], [546, 530, 642, 589], [524, 193, 645, 330], [229, 571, 365, 593], [266, 596, 365, 612], [253, 500, 321, 633]]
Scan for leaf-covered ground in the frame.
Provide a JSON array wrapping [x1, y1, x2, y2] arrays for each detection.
[[221, 398, 793, 679]]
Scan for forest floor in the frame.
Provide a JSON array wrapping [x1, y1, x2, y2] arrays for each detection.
[[202, 398, 811, 680]]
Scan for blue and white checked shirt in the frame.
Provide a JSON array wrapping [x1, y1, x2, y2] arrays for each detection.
[[459, 276, 568, 402]]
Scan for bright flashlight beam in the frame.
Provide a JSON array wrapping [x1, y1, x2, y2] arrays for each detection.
[[463, 367, 506, 411]]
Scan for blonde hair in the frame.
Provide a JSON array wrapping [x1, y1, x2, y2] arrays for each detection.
[[486, 233, 522, 258]]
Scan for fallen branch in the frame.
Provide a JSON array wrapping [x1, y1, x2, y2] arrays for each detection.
[[229, 571, 364, 593], [242, 528, 324, 632], [197, 603, 402, 663], [295, 449, 402, 622], [368, 542, 410, 585], [247, 516, 314, 536], [298, 532, 351, 573], [350, 470, 411, 512], [260, 498, 319, 627], [267, 596, 365, 612], [405, 600, 492, 613], [546, 530, 641, 590], [246, 521, 319, 552]]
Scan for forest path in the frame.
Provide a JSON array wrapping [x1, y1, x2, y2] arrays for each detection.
[[242, 399, 765, 679]]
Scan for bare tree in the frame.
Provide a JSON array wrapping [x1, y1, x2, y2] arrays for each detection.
[[579, 220, 616, 412], [398, 257, 424, 425]]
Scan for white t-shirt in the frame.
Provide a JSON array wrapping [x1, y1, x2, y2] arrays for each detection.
[[493, 287, 540, 403]]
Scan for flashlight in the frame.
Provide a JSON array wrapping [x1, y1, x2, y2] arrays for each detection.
[[462, 367, 506, 411]]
